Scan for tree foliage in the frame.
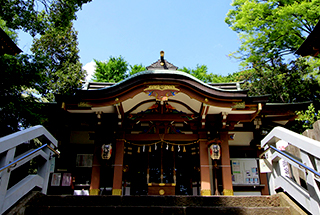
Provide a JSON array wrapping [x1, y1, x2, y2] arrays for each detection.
[[0, 0, 91, 136], [231, 58, 320, 104], [0, 54, 47, 136], [225, 0, 320, 65], [0, 0, 92, 35], [296, 103, 320, 130], [0, 19, 18, 42], [31, 23, 86, 101], [129, 64, 146, 76], [226, 0, 320, 131], [93, 59, 235, 84], [0, 20, 44, 136], [93, 56, 129, 83], [179, 65, 234, 83], [93, 57, 147, 82]]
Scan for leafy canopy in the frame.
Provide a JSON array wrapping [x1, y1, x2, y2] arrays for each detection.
[[0, 53, 47, 136], [129, 64, 146, 76], [225, 0, 320, 65], [296, 103, 320, 130], [0, 0, 92, 35], [0, 0, 92, 136], [93, 56, 129, 83], [226, 0, 320, 131], [232, 58, 320, 104], [31, 23, 86, 101], [92, 58, 235, 84], [179, 65, 234, 83], [93, 57, 146, 82]]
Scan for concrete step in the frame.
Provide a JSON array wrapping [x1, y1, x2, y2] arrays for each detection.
[[20, 192, 293, 215], [25, 193, 282, 207], [24, 205, 291, 215]]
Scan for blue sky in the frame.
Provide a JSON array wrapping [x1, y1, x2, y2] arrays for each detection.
[[18, 0, 241, 81]]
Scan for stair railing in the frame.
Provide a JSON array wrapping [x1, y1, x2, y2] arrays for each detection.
[[261, 126, 320, 215], [0, 125, 59, 215]]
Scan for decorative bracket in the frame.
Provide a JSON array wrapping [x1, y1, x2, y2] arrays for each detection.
[[114, 98, 124, 126], [222, 112, 228, 129]]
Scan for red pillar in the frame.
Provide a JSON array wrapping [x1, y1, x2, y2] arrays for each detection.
[[112, 138, 125, 195], [199, 132, 211, 196], [89, 145, 101, 195], [220, 131, 233, 196]]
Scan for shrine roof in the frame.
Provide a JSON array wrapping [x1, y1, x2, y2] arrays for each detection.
[[296, 20, 320, 57], [146, 59, 178, 70], [74, 69, 261, 105], [56, 71, 309, 128], [85, 77, 245, 92], [0, 27, 22, 55], [146, 50, 178, 70], [80, 51, 249, 100], [84, 70, 246, 93], [54, 50, 310, 128]]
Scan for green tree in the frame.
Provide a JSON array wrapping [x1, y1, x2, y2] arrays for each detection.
[[229, 58, 320, 132], [0, 53, 47, 136], [0, 19, 45, 136], [179, 65, 233, 83], [0, 0, 91, 136], [232, 58, 320, 104], [129, 64, 146, 76], [0, 0, 92, 36], [0, 19, 18, 42], [296, 103, 320, 130], [225, 0, 320, 65], [93, 60, 233, 84], [225, 0, 320, 132], [93, 56, 129, 83], [31, 23, 86, 101]]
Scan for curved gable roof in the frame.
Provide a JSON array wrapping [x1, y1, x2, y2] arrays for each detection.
[[57, 69, 307, 128], [79, 70, 249, 100]]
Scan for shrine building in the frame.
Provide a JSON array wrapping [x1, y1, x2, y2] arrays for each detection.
[[50, 51, 307, 197]]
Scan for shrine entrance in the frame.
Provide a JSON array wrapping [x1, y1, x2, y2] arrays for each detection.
[[123, 142, 200, 196]]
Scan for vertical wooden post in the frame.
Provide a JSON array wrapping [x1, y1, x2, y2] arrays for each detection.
[[220, 131, 233, 196], [199, 132, 211, 196], [89, 145, 101, 195], [258, 147, 270, 195], [259, 171, 269, 195], [112, 138, 125, 195], [255, 131, 269, 195]]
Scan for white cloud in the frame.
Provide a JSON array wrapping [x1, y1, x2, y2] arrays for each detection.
[[83, 61, 96, 82]]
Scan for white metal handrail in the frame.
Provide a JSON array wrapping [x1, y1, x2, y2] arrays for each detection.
[[261, 126, 320, 215], [0, 125, 58, 215], [260, 145, 320, 180], [0, 143, 60, 173]]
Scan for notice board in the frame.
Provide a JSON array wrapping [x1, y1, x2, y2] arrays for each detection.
[[231, 158, 260, 185]]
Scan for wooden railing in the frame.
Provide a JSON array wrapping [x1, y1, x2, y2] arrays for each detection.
[[0, 125, 58, 214], [261, 126, 320, 215]]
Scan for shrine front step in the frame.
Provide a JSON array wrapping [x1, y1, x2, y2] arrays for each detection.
[[24, 205, 291, 215], [19, 192, 292, 215]]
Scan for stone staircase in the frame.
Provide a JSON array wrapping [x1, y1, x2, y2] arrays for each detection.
[[12, 192, 299, 215]]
